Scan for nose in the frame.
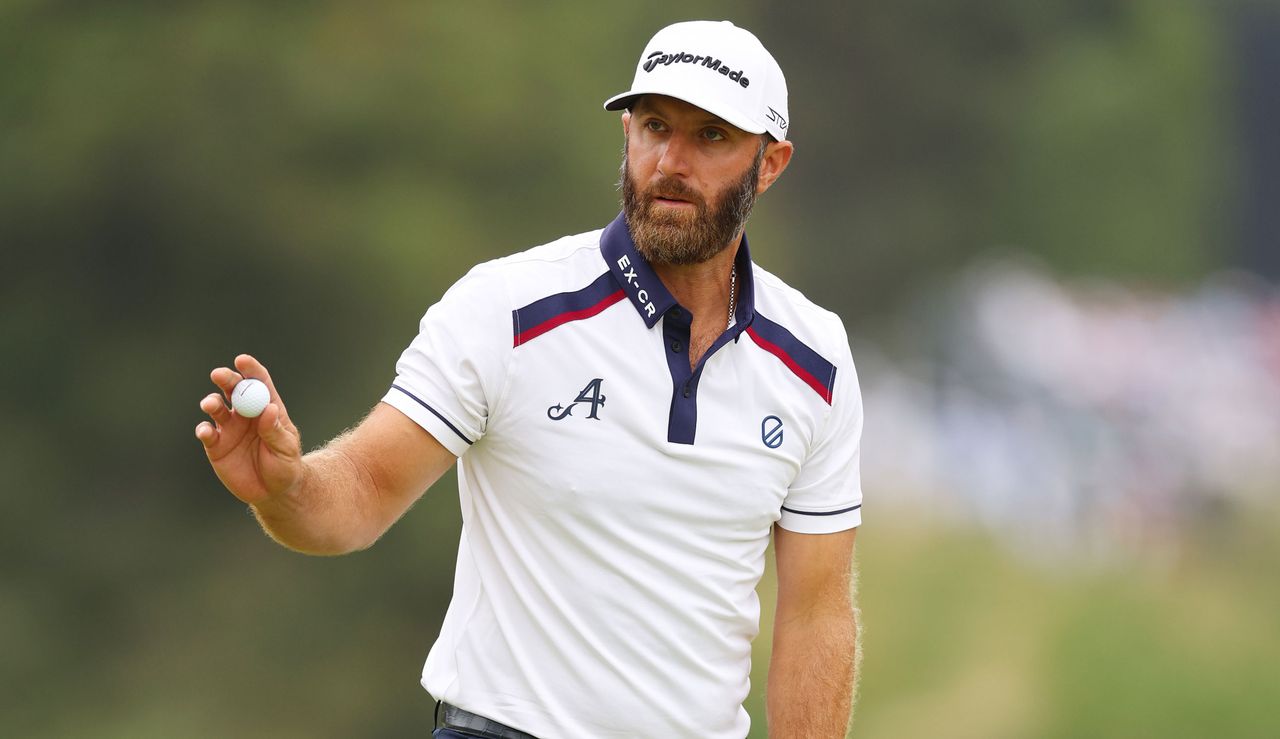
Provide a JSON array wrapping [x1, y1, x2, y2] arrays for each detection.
[[655, 131, 694, 178]]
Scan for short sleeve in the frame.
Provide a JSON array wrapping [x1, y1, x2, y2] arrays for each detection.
[[381, 263, 511, 457], [779, 322, 864, 533]]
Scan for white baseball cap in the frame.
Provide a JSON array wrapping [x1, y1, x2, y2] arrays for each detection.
[[603, 20, 790, 141]]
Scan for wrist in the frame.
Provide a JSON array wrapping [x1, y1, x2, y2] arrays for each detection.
[[249, 462, 310, 527]]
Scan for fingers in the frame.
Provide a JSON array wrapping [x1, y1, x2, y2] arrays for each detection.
[[200, 392, 232, 424], [234, 354, 281, 402], [233, 353, 293, 422], [200, 354, 297, 456], [197, 392, 241, 456], [195, 420, 219, 448], [210, 354, 275, 400], [209, 354, 288, 414], [210, 366, 244, 398]]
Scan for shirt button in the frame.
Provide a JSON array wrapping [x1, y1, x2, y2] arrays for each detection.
[[670, 308, 681, 318], [683, 384, 692, 398], [671, 340, 683, 353]]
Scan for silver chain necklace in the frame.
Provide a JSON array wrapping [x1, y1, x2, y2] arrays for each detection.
[[726, 265, 738, 330]]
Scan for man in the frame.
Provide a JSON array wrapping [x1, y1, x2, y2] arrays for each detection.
[[196, 20, 862, 739]]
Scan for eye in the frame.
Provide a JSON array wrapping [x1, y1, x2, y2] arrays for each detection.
[[702, 128, 727, 141], [643, 119, 667, 133]]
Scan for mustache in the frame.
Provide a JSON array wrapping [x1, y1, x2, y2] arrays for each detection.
[[642, 176, 706, 209]]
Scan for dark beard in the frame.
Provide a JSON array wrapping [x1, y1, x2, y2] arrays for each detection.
[[619, 141, 764, 266]]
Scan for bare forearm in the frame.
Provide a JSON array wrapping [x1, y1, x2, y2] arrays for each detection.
[[251, 442, 381, 555], [767, 606, 859, 738]]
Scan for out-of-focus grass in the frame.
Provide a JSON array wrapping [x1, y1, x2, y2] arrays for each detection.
[[748, 503, 1280, 739], [8, 491, 1276, 737]]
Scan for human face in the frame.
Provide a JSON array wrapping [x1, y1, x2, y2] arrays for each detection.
[[619, 96, 768, 266]]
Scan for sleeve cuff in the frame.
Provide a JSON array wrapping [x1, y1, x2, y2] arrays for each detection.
[[381, 385, 474, 458], [777, 503, 862, 534]]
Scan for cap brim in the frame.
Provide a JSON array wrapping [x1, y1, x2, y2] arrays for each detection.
[[602, 91, 639, 111], [601, 89, 767, 135]]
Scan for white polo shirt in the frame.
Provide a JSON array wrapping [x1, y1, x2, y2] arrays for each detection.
[[382, 213, 863, 739]]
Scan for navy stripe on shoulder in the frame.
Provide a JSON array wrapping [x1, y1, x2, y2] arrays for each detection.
[[513, 271, 625, 346], [746, 312, 837, 404], [389, 384, 473, 445], [781, 504, 862, 516]]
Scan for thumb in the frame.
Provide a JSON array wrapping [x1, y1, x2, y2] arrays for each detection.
[[255, 403, 299, 456]]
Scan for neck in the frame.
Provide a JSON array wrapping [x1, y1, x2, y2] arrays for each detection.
[[650, 233, 742, 324]]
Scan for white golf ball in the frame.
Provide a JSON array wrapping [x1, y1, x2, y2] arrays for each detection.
[[231, 378, 271, 418]]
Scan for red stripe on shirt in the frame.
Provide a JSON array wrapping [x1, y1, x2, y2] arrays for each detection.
[[746, 326, 834, 404], [514, 289, 626, 347]]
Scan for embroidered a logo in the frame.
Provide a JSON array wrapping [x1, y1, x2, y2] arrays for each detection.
[[641, 50, 751, 89], [761, 415, 784, 448], [766, 106, 788, 132], [548, 378, 607, 421]]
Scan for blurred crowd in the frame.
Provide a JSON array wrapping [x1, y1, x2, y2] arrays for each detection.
[[860, 260, 1280, 563]]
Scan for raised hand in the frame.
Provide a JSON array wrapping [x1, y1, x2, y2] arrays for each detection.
[[195, 354, 304, 507]]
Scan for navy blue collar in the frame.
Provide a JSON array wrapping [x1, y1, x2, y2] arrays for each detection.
[[600, 212, 756, 332]]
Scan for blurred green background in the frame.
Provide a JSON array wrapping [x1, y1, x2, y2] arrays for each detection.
[[3, 1, 1278, 737]]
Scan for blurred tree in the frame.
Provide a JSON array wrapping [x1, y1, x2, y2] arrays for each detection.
[[756, 0, 1229, 321]]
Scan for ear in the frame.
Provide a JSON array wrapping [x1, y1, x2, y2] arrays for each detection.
[[756, 139, 794, 195], [621, 110, 631, 137]]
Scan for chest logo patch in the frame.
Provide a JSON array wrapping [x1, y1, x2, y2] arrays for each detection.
[[761, 415, 784, 448], [548, 378, 607, 421]]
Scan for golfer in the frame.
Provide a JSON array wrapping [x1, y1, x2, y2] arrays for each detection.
[[196, 20, 863, 739]]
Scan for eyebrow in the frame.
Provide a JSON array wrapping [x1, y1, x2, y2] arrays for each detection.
[[633, 101, 732, 129]]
